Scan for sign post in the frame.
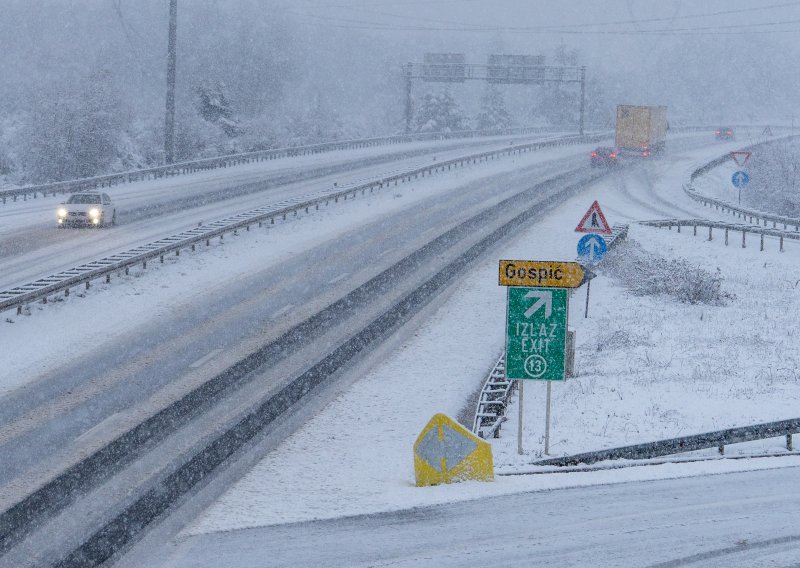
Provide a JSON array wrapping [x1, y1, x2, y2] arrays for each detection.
[[575, 201, 611, 319], [731, 170, 750, 205], [500, 260, 587, 454], [505, 286, 568, 455]]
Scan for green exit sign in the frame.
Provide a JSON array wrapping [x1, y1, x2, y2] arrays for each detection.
[[505, 287, 568, 381]]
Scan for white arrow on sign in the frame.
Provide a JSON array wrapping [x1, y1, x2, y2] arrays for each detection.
[[585, 235, 603, 261], [524, 290, 552, 318]]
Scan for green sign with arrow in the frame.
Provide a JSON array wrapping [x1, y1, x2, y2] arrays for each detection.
[[505, 287, 568, 381]]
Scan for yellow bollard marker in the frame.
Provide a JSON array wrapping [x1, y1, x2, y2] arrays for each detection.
[[413, 413, 493, 487]]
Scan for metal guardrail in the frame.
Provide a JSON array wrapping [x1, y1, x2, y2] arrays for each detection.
[[1, 133, 609, 316], [640, 218, 800, 252], [472, 355, 513, 439], [533, 417, 800, 467], [0, 123, 782, 205], [683, 134, 800, 231], [0, 126, 580, 204], [471, 223, 629, 439]]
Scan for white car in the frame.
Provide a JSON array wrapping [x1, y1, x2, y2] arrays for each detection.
[[57, 192, 116, 228]]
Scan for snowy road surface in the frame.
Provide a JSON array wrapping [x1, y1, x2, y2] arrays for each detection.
[[139, 464, 800, 567], [0, 133, 570, 290], [113, 128, 800, 566], [0, 130, 782, 565]]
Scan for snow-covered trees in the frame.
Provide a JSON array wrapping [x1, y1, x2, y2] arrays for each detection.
[[414, 90, 467, 133], [747, 141, 800, 216], [475, 85, 512, 131], [537, 44, 580, 127], [195, 82, 242, 138], [283, 93, 346, 145], [20, 68, 123, 183]]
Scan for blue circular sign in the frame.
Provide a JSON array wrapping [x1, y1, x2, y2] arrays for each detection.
[[731, 170, 750, 188], [577, 234, 607, 265]]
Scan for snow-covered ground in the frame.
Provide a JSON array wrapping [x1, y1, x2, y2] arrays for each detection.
[[177, 134, 800, 536]]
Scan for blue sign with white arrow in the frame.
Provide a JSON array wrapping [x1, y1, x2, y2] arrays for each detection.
[[577, 234, 607, 265], [731, 170, 750, 188]]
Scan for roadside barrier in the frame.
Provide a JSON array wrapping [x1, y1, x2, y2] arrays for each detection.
[[1, 133, 609, 316], [532, 416, 800, 467], [0, 126, 576, 204], [683, 134, 800, 231], [640, 218, 800, 252]]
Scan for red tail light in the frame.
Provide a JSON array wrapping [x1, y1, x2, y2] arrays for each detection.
[[727, 130, 733, 135], [715, 130, 720, 134], [591, 151, 597, 157], [610, 153, 617, 158], [642, 151, 650, 157]]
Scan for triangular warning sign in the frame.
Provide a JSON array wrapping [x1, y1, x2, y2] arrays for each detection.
[[575, 200, 612, 235], [730, 151, 751, 167], [762, 126, 773, 136]]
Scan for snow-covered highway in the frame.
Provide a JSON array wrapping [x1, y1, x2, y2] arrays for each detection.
[[0, 129, 787, 567], [0, 132, 570, 289]]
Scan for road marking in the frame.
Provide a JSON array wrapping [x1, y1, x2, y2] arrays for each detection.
[[189, 348, 223, 369], [330, 272, 349, 284], [271, 304, 294, 318], [76, 410, 129, 443]]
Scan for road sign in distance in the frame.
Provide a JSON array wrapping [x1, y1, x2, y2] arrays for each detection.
[[505, 287, 568, 381], [575, 200, 612, 235], [576, 234, 608, 265], [499, 260, 589, 288], [730, 151, 752, 167], [731, 170, 750, 188]]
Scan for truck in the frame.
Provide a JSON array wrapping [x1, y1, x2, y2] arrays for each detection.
[[615, 105, 668, 157]]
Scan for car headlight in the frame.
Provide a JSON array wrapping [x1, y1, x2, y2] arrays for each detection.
[[57, 208, 67, 217], [88, 208, 100, 218]]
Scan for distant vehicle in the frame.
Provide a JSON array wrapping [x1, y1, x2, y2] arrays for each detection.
[[590, 147, 620, 168], [715, 127, 735, 141], [57, 192, 116, 228], [615, 104, 668, 157]]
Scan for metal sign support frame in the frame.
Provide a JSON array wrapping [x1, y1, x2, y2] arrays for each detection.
[[403, 63, 587, 136]]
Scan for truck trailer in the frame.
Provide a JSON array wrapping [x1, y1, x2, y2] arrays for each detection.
[[615, 105, 667, 157]]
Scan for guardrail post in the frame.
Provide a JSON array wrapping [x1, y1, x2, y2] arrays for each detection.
[[708, 226, 712, 241], [725, 228, 729, 245], [742, 231, 747, 248], [780, 235, 784, 252], [788, 433, 793, 451], [693, 224, 697, 236], [718, 444, 724, 455], [760, 233, 765, 251]]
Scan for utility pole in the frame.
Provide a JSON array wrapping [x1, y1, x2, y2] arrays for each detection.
[[404, 63, 413, 135], [164, 0, 178, 164], [578, 66, 586, 136]]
